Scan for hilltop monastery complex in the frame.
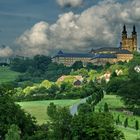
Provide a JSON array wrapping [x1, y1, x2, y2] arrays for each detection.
[[52, 25, 137, 66]]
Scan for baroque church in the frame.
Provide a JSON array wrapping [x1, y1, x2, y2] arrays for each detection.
[[52, 25, 137, 66]]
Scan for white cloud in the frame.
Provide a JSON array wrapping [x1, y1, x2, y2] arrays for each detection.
[[56, 0, 83, 7], [16, 0, 140, 56], [17, 21, 49, 47], [0, 46, 13, 57], [16, 21, 50, 56]]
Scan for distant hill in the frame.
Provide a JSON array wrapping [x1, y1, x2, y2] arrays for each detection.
[[0, 66, 21, 84]]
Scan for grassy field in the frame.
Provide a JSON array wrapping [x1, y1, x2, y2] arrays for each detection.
[[96, 95, 125, 110], [117, 126, 139, 140], [0, 66, 20, 83], [17, 99, 80, 124], [96, 95, 140, 140], [17, 95, 140, 139]]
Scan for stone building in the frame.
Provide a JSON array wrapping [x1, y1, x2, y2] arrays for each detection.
[[121, 25, 137, 52], [52, 50, 94, 66], [91, 49, 133, 65]]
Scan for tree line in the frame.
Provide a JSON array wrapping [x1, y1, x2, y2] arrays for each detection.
[[9, 55, 102, 83]]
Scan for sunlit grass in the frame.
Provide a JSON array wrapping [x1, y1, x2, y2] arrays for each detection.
[[17, 99, 80, 124]]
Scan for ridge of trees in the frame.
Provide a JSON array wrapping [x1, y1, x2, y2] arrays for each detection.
[[10, 55, 102, 83], [46, 103, 124, 140]]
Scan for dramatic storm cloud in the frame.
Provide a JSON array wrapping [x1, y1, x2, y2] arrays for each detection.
[[16, 0, 140, 56], [56, 0, 83, 8]]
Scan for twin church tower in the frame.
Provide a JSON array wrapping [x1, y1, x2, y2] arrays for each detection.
[[121, 25, 137, 52]]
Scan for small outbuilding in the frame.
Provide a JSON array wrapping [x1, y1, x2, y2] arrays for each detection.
[[73, 80, 82, 86]]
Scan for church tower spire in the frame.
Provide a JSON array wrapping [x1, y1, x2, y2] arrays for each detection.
[[132, 25, 137, 35], [122, 25, 127, 39], [132, 25, 137, 51]]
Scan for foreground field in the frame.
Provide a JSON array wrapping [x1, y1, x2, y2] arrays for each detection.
[[96, 95, 140, 140], [0, 66, 20, 83], [17, 95, 140, 139], [18, 99, 80, 124]]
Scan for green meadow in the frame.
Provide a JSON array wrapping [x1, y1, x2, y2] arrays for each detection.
[[0, 66, 20, 83], [18, 95, 140, 139], [18, 99, 80, 124]]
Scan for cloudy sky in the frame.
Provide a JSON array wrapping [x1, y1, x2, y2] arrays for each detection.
[[0, 0, 139, 57]]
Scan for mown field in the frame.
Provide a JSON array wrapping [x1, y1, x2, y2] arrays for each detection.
[[18, 99, 80, 124], [18, 95, 140, 139], [96, 95, 140, 140], [0, 66, 20, 83]]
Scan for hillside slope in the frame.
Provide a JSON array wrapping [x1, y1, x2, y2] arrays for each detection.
[[0, 66, 20, 83]]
